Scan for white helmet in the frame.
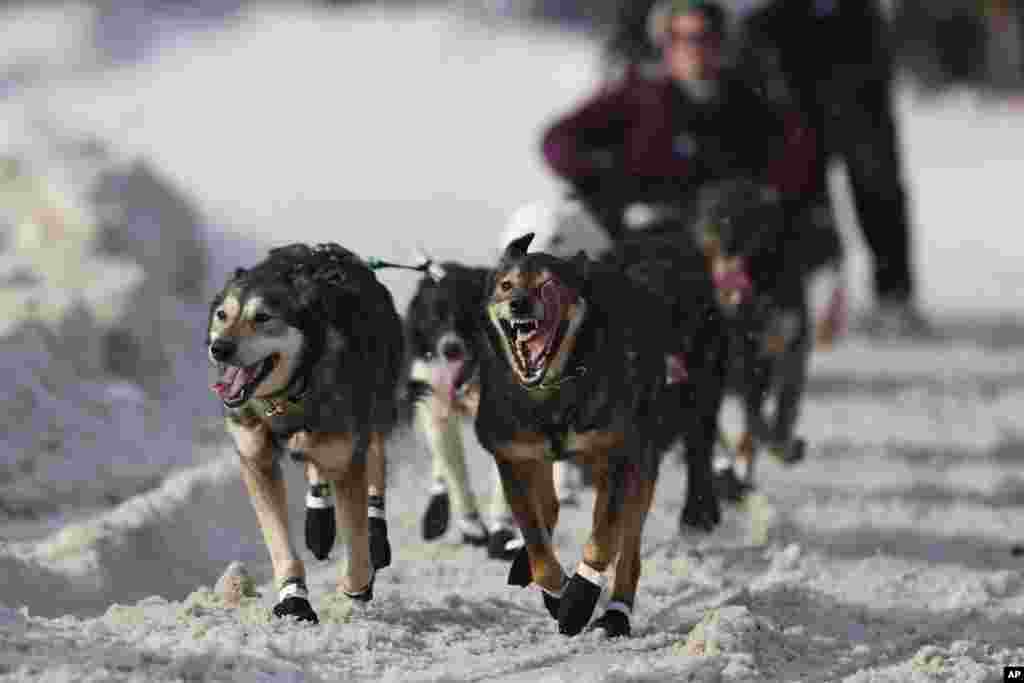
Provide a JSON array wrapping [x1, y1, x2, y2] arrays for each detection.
[[498, 199, 613, 261]]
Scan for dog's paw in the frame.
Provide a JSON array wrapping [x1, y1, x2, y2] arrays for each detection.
[[712, 467, 754, 504], [369, 517, 391, 570], [507, 545, 532, 587], [768, 438, 806, 466], [272, 597, 319, 624], [487, 526, 521, 561], [557, 568, 603, 636], [421, 490, 451, 541], [589, 609, 631, 638], [680, 495, 721, 533], [542, 590, 562, 620]]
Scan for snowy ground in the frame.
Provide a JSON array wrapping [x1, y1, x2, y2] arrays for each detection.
[[1, 2, 1023, 681]]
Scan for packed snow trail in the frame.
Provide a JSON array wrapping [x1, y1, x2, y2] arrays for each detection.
[[1, 3, 1023, 681]]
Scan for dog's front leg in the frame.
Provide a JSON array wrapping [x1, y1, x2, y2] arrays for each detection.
[[593, 458, 658, 638], [331, 455, 374, 601], [558, 453, 627, 636], [495, 456, 567, 617], [228, 420, 315, 623]]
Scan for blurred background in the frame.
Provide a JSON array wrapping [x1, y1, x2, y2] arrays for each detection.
[[2, 0, 1024, 615]]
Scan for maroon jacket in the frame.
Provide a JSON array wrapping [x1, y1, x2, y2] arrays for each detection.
[[541, 68, 818, 202]]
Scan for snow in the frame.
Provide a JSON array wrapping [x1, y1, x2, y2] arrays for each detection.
[[0, 2, 1023, 681]]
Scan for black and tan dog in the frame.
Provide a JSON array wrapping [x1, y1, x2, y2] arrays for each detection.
[[690, 179, 841, 499], [475, 232, 725, 638], [207, 243, 404, 624]]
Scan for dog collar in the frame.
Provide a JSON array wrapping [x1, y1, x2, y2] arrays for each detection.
[[248, 374, 309, 418]]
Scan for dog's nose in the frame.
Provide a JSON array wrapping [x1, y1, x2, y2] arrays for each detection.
[[441, 340, 465, 361], [210, 339, 237, 362], [509, 296, 533, 317]]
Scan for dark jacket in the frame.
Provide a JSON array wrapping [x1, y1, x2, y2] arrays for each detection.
[[540, 68, 818, 218], [738, 0, 894, 113]]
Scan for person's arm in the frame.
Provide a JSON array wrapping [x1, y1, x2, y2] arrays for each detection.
[[540, 83, 629, 184]]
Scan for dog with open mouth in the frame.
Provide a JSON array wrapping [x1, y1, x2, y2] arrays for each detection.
[[207, 243, 404, 624], [501, 200, 730, 535], [404, 257, 522, 560], [475, 232, 726, 638], [689, 178, 842, 500]]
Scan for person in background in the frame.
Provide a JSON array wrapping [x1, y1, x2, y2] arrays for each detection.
[[542, 0, 821, 248], [737, 0, 934, 338]]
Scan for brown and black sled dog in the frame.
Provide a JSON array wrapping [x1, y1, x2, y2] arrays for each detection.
[[206, 243, 403, 624], [475, 232, 725, 638]]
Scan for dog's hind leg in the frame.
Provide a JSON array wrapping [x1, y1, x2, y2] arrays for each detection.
[[486, 463, 521, 561], [366, 435, 391, 570], [591, 459, 658, 638], [229, 421, 316, 623], [767, 320, 811, 466], [680, 323, 726, 533]]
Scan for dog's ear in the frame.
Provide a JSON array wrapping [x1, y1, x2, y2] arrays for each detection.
[[502, 232, 534, 260]]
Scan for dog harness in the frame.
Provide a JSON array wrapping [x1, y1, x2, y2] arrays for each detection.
[[521, 363, 591, 462], [236, 373, 310, 436]]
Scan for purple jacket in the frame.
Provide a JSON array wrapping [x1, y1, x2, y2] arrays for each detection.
[[541, 69, 818, 199]]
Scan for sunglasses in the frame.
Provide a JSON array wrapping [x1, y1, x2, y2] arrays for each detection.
[[667, 29, 721, 47]]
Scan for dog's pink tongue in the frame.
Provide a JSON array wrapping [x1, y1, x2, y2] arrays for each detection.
[[434, 361, 466, 403], [211, 365, 249, 400], [525, 280, 574, 365]]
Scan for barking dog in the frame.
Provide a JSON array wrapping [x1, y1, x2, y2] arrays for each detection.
[[475, 232, 725, 638], [207, 243, 404, 624], [405, 259, 522, 560], [503, 201, 729, 534], [690, 179, 839, 499]]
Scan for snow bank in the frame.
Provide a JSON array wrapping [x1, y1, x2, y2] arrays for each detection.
[[0, 119, 216, 521]]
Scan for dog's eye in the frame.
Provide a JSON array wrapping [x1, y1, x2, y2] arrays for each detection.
[[500, 280, 513, 292], [253, 312, 272, 324], [215, 309, 227, 321]]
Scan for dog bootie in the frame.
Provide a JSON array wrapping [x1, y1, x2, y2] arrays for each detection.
[[680, 491, 721, 533], [487, 524, 522, 561], [273, 578, 318, 624], [507, 545, 532, 587], [590, 602, 632, 638], [305, 483, 335, 561], [558, 564, 605, 636], [768, 438, 806, 466], [712, 466, 754, 503], [457, 514, 489, 547], [368, 498, 391, 570], [542, 575, 569, 620], [422, 483, 451, 541]]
